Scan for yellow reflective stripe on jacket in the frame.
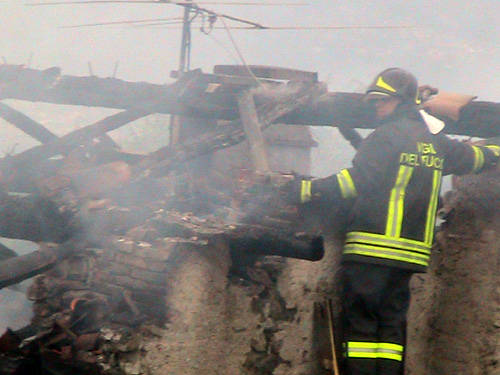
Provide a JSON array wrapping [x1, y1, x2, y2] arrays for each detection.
[[336, 169, 357, 199], [344, 243, 430, 267], [385, 165, 414, 237], [346, 232, 431, 254], [471, 146, 485, 173], [300, 180, 312, 203], [424, 169, 442, 244], [346, 342, 403, 361], [485, 145, 500, 157]]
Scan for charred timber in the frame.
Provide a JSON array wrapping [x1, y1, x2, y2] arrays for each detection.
[[0, 102, 58, 144], [135, 81, 325, 178], [228, 229, 324, 261], [1, 65, 498, 138], [150, 212, 324, 262], [0, 239, 82, 290]]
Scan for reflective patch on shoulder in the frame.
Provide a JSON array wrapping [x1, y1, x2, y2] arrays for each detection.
[[420, 110, 445, 135]]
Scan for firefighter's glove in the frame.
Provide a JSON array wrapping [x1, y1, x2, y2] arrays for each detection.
[[484, 139, 500, 170], [418, 85, 439, 103]]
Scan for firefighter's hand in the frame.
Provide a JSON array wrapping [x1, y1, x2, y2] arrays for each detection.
[[278, 175, 313, 205], [418, 85, 439, 102]]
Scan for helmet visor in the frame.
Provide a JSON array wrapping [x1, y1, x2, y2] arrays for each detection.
[[363, 91, 393, 102]]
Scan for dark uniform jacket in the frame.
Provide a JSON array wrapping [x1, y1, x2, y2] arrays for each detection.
[[303, 107, 500, 272]]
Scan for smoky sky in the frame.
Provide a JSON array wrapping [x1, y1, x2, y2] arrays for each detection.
[[1, 0, 499, 99]]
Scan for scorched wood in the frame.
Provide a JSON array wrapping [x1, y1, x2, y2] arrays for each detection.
[[0, 239, 82, 289], [0, 102, 58, 144], [134, 81, 326, 178], [1, 64, 498, 138], [0, 108, 151, 180]]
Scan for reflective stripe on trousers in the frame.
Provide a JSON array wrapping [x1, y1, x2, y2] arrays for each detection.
[[345, 341, 404, 362]]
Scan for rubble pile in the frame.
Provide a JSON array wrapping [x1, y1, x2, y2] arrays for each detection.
[[0, 67, 325, 372], [0, 162, 322, 375]]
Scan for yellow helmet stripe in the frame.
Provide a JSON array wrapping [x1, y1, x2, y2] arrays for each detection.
[[376, 76, 397, 93]]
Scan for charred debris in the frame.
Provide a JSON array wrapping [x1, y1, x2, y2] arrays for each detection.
[[0, 63, 498, 373]]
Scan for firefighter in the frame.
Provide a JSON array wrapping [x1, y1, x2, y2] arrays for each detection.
[[292, 67, 500, 375]]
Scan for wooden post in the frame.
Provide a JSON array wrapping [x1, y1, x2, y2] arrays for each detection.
[[237, 90, 270, 173]]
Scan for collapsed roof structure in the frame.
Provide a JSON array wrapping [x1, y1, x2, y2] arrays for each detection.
[[0, 63, 498, 374]]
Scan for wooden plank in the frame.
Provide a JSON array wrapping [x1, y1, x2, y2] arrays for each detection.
[[1, 108, 152, 171], [214, 65, 318, 82], [0, 239, 81, 290], [237, 90, 270, 173], [0, 102, 119, 149], [0, 102, 58, 144], [134, 81, 325, 179], [1, 65, 499, 138]]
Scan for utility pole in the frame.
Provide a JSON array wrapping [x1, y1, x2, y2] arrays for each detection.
[[170, 0, 194, 145], [178, 1, 192, 74]]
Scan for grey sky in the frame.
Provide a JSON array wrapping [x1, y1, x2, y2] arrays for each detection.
[[1, 0, 499, 99]]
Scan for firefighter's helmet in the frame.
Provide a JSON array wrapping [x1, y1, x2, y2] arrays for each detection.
[[366, 68, 420, 104]]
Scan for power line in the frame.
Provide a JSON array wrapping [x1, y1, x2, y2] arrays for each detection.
[[27, 1, 309, 6], [258, 25, 417, 30], [132, 24, 417, 31], [219, 16, 261, 86], [28, 1, 270, 29], [205, 32, 239, 64], [60, 16, 183, 28]]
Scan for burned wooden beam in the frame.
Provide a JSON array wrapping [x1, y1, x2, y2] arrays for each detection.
[[214, 65, 318, 82], [0, 239, 82, 290], [237, 90, 270, 173], [134, 81, 325, 178], [0, 102, 58, 144], [0, 64, 170, 110], [0, 64, 498, 138], [0, 108, 151, 179], [150, 210, 323, 261], [228, 228, 324, 261], [445, 101, 500, 139]]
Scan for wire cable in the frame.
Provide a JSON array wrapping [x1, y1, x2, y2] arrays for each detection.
[[27, 1, 309, 6], [205, 32, 240, 64], [60, 16, 183, 28], [219, 16, 261, 86], [209, 25, 416, 30]]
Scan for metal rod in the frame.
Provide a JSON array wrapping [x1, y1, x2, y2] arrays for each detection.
[[327, 299, 340, 375]]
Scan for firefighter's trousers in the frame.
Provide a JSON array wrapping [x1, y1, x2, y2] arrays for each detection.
[[341, 262, 412, 375]]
